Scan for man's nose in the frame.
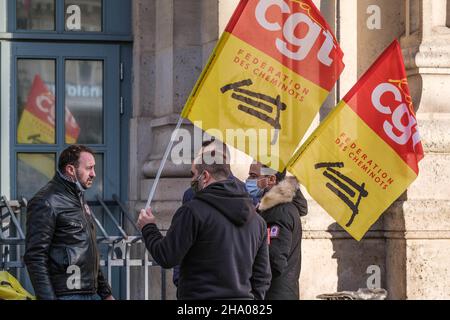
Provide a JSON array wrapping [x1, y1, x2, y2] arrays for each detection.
[[91, 169, 96, 178]]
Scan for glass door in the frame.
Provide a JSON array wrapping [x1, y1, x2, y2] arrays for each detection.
[[10, 42, 123, 298], [11, 42, 120, 201]]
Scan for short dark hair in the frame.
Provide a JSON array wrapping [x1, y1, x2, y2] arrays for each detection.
[[194, 150, 231, 180], [275, 169, 287, 183], [261, 165, 286, 183], [202, 138, 215, 148], [58, 145, 94, 173], [200, 138, 230, 163]]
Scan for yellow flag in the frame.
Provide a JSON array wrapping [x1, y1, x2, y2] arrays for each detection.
[[17, 74, 80, 179], [182, 0, 344, 171], [288, 40, 424, 241]]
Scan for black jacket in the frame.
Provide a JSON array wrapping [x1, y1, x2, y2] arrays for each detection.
[[24, 173, 112, 300], [258, 177, 307, 300], [142, 179, 271, 300], [173, 174, 247, 287]]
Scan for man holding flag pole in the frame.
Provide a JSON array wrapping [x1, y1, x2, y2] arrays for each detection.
[[137, 148, 272, 300]]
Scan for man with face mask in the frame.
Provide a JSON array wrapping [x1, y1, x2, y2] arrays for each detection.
[[245, 161, 263, 205], [137, 149, 271, 300], [181, 138, 246, 204], [172, 138, 248, 288], [24, 145, 113, 300]]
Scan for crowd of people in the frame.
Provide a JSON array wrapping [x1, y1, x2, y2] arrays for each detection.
[[24, 142, 308, 300]]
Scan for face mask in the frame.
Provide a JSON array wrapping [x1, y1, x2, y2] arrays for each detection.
[[69, 168, 86, 193], [74, 174, 86, 193], [59, 167, 86, 193], [245, 179, 263, 199], [70, 166, 86, 193], [191, 171, 204, 193]]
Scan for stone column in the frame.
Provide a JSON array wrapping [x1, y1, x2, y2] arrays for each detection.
[[134, 0, 219, 223], [384, 0, 450, 299], [130, 0, 219, 299]]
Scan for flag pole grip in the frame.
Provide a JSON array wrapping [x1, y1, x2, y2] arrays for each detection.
[[144, 116, 184, 210]]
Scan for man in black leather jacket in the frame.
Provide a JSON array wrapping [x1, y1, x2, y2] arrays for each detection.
[[24, 145, 113, 300]]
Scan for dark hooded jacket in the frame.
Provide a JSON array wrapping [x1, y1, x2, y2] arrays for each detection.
[[258, 177, 307, 300], [173, 174, 246, 287], [142, 179, 271, 300]]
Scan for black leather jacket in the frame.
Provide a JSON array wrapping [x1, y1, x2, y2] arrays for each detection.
[[24, 173, 112, 300]]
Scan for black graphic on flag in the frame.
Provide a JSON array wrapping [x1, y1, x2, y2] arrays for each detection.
[[315, 162, 369, 227], [221, 79, 287, 145]]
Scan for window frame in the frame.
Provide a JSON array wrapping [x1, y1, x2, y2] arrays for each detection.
[[9, 42, 121, 201], [15, 0, 57, 33], [15, 57, 58, 146], [1, 0, 132, 41]]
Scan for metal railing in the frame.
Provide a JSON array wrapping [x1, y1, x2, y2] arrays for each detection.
[[90, 194, 168, 300], [0, 196, 27, 273], [0, 195, 168, 300]]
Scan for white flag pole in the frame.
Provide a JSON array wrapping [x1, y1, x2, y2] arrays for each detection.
[[144, 116, 184, 210]]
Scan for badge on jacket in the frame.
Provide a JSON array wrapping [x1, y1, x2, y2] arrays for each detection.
[[269, 225, 280, 239]]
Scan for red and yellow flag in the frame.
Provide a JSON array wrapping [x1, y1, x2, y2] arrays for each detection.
[[17, 75, 80, 178], [182, 0, 344, 170], [288, 40, 424, 241], [18, 74, 80, 145]]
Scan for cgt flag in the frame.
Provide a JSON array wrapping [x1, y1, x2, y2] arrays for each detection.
[[18, 74, 80, 145], [288, 40, 424, 241], [17, 74, 80, 179], [181, 0, 344, 171]]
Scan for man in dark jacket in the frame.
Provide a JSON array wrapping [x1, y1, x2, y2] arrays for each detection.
[[24, 145, 113, 300], [137, 150, 271, 300], [256, 166, 308, 300], [173, 138, 247, 287]]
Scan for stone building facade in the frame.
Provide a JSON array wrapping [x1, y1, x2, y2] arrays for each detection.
[[130, 0, 450, 300]]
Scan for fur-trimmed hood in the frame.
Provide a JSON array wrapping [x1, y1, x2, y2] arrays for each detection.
[[259, 177, 299, 212]]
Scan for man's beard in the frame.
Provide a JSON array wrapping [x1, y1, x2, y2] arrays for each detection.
[[75, 171, 94, 190]]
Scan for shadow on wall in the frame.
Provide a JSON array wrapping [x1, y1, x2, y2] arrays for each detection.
[[327, 190, 409, 300], [384, 192, 408, 300], [327, 222, 387, 293], [447, 0, 450, 28]]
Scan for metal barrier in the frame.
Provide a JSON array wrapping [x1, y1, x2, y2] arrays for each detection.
[[0, 196, 27, 273], [0, 195, 168, 300], [90, 194, 168, 300]]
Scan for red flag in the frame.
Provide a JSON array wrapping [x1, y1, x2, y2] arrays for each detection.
[[227, 0, 344, 91], [288, 40, 424, 240], [18, 75, 80, 144], [343, 40, 424, 173]]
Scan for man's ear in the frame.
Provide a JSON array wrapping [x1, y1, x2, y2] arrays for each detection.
[[65, 164, 76, 177], [203, 170, 211, 182], [269, 175, 277, 185]]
